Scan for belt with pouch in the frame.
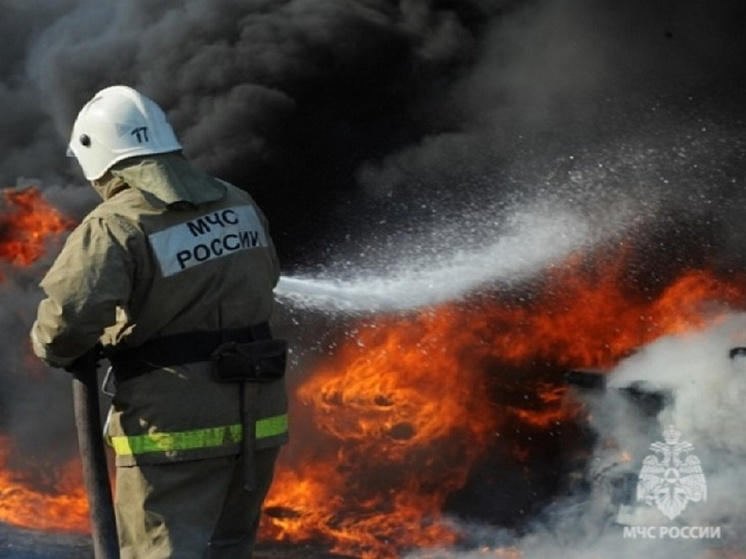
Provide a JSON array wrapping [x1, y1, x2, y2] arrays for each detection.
[[107, 322, 287, 492], [107, 322, 285, 383]]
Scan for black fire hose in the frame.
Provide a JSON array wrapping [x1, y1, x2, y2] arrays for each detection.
[[71, 359, 120, 559]]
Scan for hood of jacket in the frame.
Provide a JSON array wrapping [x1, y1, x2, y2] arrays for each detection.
[[91, 152, 226, 207]]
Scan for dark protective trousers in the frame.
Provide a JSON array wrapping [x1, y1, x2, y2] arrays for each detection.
[[115, 448, 279, 559]]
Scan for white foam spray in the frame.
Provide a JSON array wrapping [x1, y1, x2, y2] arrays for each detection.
[[276, 199, 644, 313]]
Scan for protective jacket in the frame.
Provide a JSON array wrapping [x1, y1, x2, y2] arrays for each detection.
[[31, 153, 288, 466]]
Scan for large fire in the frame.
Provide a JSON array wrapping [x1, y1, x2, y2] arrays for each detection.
[[259, 260, 745, 557], [0, 189, 744, 557], [0, 187, 74, 268], [0, 187, 84, 533], [0, 437, 89, 533]]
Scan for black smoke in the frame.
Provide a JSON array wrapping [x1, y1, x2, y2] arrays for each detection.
[[10, 0, 493, 261], [2, 0, 740, 266], [1, 1, 746, 554]]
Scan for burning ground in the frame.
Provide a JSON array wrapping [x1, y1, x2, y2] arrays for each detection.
[[0, 183, 745, 558], [261, 260, 746, 558], [0, 1, 746, 558]]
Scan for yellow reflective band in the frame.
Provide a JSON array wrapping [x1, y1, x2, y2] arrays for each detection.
[[109, 414, 288, 456]]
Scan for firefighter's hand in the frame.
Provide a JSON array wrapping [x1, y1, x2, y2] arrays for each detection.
[[63, 346, 102, 379]]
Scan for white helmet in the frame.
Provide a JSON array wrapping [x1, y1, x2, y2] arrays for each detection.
[[67, 85, 182, 180]]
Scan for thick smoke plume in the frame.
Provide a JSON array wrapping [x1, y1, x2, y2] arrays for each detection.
[[0, 0, 745, 556], [2, 0, 744, 261]]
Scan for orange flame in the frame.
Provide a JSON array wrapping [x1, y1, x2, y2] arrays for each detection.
[[262, 308, 496, 556], [0, 187, 74, 267], [0, 191, 742, 557], [0, 437, 89, 533], [0, 187, 85, 533], [260, 261, 745, 557], [463, 264, 745, 369]]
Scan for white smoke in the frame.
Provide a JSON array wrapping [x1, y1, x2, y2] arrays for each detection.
[[607, 315, 746, 540], [406, 314, 746, 557]]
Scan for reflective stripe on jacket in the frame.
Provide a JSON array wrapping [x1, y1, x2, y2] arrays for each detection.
[[109, 413, 288, 456]]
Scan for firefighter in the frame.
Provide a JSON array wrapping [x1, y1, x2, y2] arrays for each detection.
[[30, 85, 288, 558]]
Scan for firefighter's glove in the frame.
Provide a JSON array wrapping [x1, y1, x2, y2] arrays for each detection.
[[63, 346, 103, 380]]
